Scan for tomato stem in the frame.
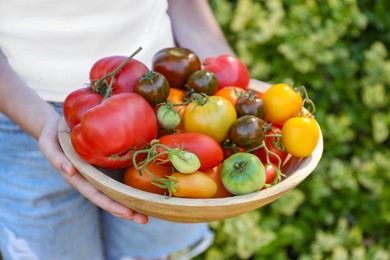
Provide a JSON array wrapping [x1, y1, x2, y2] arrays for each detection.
[[295, 85, 316, 116], [94, 47, 143, 99], [132, 140, 197, 197]]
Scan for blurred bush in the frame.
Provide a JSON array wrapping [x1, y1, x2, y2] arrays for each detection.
[[198, 0, 390, 259]]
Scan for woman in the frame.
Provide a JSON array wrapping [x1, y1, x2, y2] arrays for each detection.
[[0, 0, 234, 259]]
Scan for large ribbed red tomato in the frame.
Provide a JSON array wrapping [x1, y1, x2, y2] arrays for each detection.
[[71, 93, 158, 169]]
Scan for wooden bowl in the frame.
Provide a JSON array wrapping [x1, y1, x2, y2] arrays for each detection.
[[58, 79, 323, 223]]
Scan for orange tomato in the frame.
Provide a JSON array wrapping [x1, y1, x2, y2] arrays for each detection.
[[123, 162, 173, 195], [167, 88, 186, 116], [203, 164, 232, 198], [171, 171, 217, 198], [215, 86, 247, 106]]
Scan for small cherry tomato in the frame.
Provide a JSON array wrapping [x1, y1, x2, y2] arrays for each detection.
[[221, 152, 266, 195], [169, 150, 201, 174], [156, 104, 181, 130], [215, 86, 247, 107], [185, 70, 218, 96], [229, 115, 265, 150], [123, 162, 173, 195], [171, 171, 217, 198], [264, 164, 276, 185], [203, 164, 232, 198], [235, 93, 265, 119], [262, 83, 303, 125], [135, 71, 170, 106], [282, 117, 320, 157]]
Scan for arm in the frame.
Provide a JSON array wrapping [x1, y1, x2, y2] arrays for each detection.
[[167, 0, 235, 59], [0, 50, 148, 224]]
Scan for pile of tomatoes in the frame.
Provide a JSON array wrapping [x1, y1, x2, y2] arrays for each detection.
[[63, 47, 320, 199]]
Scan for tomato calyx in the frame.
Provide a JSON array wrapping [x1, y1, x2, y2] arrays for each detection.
[[141, 70, 159, 84], [189, 92, 209, 106], [132, 140, 201, 196], [93, 47, 142, 99]]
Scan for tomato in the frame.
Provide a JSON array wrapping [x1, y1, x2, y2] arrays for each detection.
[[63, 87, 103, 129], [282, 117, 320, 157], [203, 55, 250, 90], [167, 88, 186, 115], [71, 93, 158, 169], [203, 164, 232, 198], [171, 171, 217, 198], [185, 70, 218, 96], [142, 132, 224, 171], [152, 47, 201, 89], [169, 150, 201, 174], [183, 95, 237, 143], [262, 83, 303, 125], [221, 152, 266, 195], [221, 139, 243, 160], [264, 164, 276, 185], [123, 162, 173, 195], [229, 115, 265, 150], [215, 86, 247, 107], [90, 53, 149, 96], [64, 51, 148, 129], [235, 93, 265, 119], [156, 104, 181, 130], [251, 127, 288, 165], [135, 71, 170, 106]]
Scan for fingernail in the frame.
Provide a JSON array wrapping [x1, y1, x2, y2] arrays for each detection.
[[133, 214, 147, 224], [61, 162, 72, 176]]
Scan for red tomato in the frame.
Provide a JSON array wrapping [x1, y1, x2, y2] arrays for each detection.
[[64, 53, 149, 129], [251, 128, 288, 166], [203, 55, 250, 90], [171, 171, 217, 198], [264, 164, 276, 185], [90, 55, 148, 95], [123, 162, 173, 195], [71, 93, 158, 169], [203, 164, 232, 198], [63, 87, 103, 129], [152, 47, 201, 89], [156, 132, 224, 171]]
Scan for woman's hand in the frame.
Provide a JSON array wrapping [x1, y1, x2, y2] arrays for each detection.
[[38, 113, 149, 224]]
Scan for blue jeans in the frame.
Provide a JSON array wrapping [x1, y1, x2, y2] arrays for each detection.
[[0, 108, 213, 260]]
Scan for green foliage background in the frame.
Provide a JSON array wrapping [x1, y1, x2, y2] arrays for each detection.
[[198, 0, 390, 259]]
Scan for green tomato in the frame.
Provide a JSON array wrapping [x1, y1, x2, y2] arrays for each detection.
[[169, 150, 201, 174], [221, 152, 266, 195], [157, 104, 181, 130]]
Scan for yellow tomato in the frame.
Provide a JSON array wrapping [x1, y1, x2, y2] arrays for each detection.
[[262, 83, 303, 125], [183, 95, 237, 143], [282, 117, 320, 157]]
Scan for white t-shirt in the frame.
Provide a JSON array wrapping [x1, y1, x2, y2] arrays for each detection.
[[0, 0, 175, 102]]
